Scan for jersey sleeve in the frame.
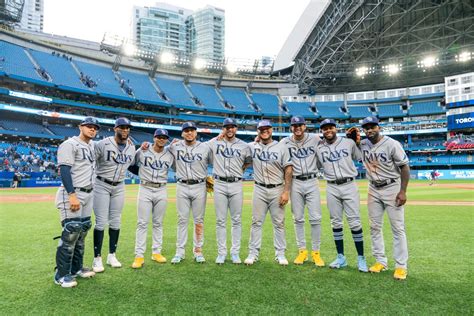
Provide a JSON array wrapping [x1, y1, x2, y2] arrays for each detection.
[[351, 141, 363, 161], [134, 149, 143, 167], [391, 140, 409, 166], [57, 142, 75, 166], [281, 144, 293, 168], [243, 143, 253, 165], [93, 141, 102, 160]]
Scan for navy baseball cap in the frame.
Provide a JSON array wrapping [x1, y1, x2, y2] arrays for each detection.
[[361, 116, 379, 128], [80, 116, 100, 129], [290, 116, 306, 125], [223, 118, 237, 127], [154, 128, 169, 138], [181, 121, 197, 131], [320, 118, 337, 129], [257, 120, 272, 129], [114, 117, 132, 128]]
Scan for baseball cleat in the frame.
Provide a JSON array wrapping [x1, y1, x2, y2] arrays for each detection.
[[54, 273, 77, 288], [132, 257, 145, 269], [171, 255, 184, 264], [72, 267, 96, 278], [329, 254, 347, 269], [311, 251, 325, 267], [92, 257, 105, 273], [215, 255, 226, 265], [293, 249, 308, 265], [369, 262, 387, 273], [393, 268, 408, 280], [107, 253, 122, 268], [244, 255, 257, 265], [151, 253, 167, 263], [194, 254, 206, 263], [231, 254, 242, 264], [357, 256, 368, 273], [275, 255, 289, 266]]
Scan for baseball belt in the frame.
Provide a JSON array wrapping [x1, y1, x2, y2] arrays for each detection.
[[370, 178, 397, 188], [255, 182, 283, 189], [141, 181, 166, 188], [327, 177, 355, 185], [293, 174, 318, 181], [214, 175, 242, 183], [178, 179, 205, 185], [75, 186, 93, 193], [96, 176, 121, 186]]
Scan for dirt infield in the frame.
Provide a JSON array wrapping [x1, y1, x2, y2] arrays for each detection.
[[1, 193, 472, 207]]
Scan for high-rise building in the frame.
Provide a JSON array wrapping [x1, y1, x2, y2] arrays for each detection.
[[17, 0, 44, 32], [131, 3, 225, 62], [186, 5, 225, 63], [132, 3, 191, 56]]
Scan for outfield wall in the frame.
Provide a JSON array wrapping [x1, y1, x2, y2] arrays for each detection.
[[415, 169, 474, 180]]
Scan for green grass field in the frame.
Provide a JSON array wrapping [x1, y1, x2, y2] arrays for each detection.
[[0, 180, 473, 314]]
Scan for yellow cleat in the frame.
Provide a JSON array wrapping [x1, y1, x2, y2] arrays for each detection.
[[132, 257, 144, 269], [293, 249, 308, 265], [311, 251, 325, 267], [369, 262, 387, 273], [393, 268, 407, 280], [151, 253, 167, 263]]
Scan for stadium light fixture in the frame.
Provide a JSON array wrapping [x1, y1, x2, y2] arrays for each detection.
[[226, 63, 238, 73], [456, 51, 472, 62], [417, 56, 438, 69], [160, 51, 175, 64], [123, 43, 136, 57], [383, 63, 401, 75], [355, 66, 369, 77], [193, 58, 207, 70]]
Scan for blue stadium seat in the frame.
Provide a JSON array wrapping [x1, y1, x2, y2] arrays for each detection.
[[219, 87, 254, 114], [377, 104, 404, 118], [1, 118, 48, 135], [119, 70, 166, 104], [408, 101, 445, 116], [315, 102, 348, 119], [251, 93, 286, 116], [187, 83, 230, 113], [285, 102, 319, 118], [130, 130, 154, 144], [47, 125, 78, 138], [29, 50, 85, 90], [0, 41, 44, 81], [74, 60, 129, 98], [348, 105, 372, 118], [155, 77, 197, 108]]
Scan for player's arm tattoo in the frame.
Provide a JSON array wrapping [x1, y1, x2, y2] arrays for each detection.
[[283, 165, 293, 192], [396, 164, 410, 206]]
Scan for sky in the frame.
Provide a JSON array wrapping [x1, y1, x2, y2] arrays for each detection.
[[42, 0, 310, 60]]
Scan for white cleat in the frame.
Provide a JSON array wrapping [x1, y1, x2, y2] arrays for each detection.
[[92, 257, 105, 273], [244, 255, 257, 266], [107, 253, 122, 268], [215, 255, 226, 265], [72, 267, 96, 278], [275, 255, 289, 266], [231, 254, 242, 264]]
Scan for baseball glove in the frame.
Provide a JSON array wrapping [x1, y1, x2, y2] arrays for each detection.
[[346, 126, 361, 145], [206, 176, 214, 194]]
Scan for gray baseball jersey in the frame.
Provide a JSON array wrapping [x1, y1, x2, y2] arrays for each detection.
[[57, 136, 95, 188], [316, 137, 361, 181], [280, 133, 320, 176], [94, 136, 136, 182], [169, 140, 211, 180], [249, 140, 292, 184], [135, 147, 175, 183], [360, 136, 409, 182], [207, 138, 252, 177]]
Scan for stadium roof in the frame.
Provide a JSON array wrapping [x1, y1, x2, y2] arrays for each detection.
[[290, 0, 474, 93]]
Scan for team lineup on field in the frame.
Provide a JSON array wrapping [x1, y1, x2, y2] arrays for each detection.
[[53, 114, 410, 288]]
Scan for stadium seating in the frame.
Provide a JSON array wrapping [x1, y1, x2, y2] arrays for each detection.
[[285, 102, 319, 117], [187, 83, 230, 113], [376, 104, 404, 118], [119, 70, 166, 104], [0, 41, 44, 81], [29, 50, 86, 90], [348, 105, 372, 118], [74, 60, 130, 98], [410, 154, 472, 166], [130, 130, 155, 144], [315, 102, 348, 119], [251, 93, 286, 116], [408, 101, 445, 116], [219, 87, 254, 114], [0, 118, 49, 135], [47, 125, 78, 138], [155, 77, 197, 108]]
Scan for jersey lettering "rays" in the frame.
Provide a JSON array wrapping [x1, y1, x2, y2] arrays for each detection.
[[316, 137, 360, 181], [281, 133, 320, 176], [249, 140, 292, 185], [135, 147, 175, 183], [169, 140, 211, 180], [57, 136, 96, 188], [208, 138, 252, 178], [94, 136, 136, 183]]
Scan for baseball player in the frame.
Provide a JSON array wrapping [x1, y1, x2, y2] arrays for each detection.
[[54, 117, 99, 287], [244, 120, 293, 266], [359, 116, 410, 280], [92, 117, 136, 272], [169, 122, 211, 264], [280, 116, 325, 266], [130, 129, 175, 268], [208, 118, 252, 264], [315, 119, 368, 272]]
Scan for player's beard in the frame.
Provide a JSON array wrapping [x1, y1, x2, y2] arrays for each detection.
[[115, 130, 129, 144]]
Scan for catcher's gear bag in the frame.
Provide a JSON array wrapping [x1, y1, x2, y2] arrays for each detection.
[[346, 127, 361, 145]]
